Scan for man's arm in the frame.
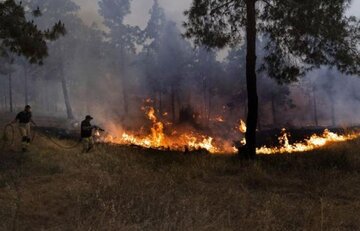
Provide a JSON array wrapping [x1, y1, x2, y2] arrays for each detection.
[[30, 118, 37, 126]]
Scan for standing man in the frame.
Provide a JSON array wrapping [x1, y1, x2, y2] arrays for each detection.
[[11, 105, 36, 152], [81, 115, 95, 153]]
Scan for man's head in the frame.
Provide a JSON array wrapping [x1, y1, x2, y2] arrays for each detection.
[[85, 115, 93, 121], [25, 105, 31, 112]]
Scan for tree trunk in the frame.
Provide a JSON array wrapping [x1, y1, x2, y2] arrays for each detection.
[[208, 89, 212, 123], [158, 89, 163, 116], [271, 95, 277, 126], [119, 47, 129, 117], [122, 87, 129, 115], [312, 86, 318, 126], [3, 77, 8, 111], [8, 73, 13, 113], [61, 73, 75, 120], [243, 0, 258, 159], [24, 64, 29, 105], [203, 77, 208, 123], [330, 95, 336, 127], [171, 84, 176, 123]]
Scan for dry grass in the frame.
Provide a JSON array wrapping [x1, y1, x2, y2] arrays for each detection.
[[1, 123, 360, 230]]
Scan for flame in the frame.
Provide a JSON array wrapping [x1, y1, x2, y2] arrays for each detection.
[[239, 120, 247, 133], [102, 107, 224, 154], [256, 129, 359, 154], [100, 103, 360, 155], [214, 116, 225, 123]]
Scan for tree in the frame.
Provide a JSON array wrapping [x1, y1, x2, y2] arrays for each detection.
[[257, 75, 294, 127], [0, 57, 15, 112], [141, 0, 167, 113], [157, 21, 193, 123], [0, 0, 65, 64], [184, 0, 360, 158], [22, 0, 81, 119], [191, 47, 222, 123], [98, 0, 142, 117]]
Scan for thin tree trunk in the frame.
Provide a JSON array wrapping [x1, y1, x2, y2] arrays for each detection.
[[9, 73, 13, 113], [330, 95, 336, 127], [243, 0, 258, 159], [122, 88, 129, 115], [208, 90, 212, 123], [3, 78, 7, 111], [24, 64, 29, 105], [313, 86, 318, 126], [171, 84, 176, 123], [86, 73, 91, 115], [119, 47, 129, 117], [61, 73, 74, 120], [158, 88, 163, 116], [203, 77, 207, 122], [45, 83, 51, 112], [271, 95, 277, 126]]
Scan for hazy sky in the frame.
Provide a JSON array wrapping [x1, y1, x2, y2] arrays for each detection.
[[74, 0, 360, 29]]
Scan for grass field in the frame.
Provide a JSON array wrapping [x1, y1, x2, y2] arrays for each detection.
[[1, 120, 360, 230]]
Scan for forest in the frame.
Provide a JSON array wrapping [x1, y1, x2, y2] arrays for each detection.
[[1, 0, 360, 131]]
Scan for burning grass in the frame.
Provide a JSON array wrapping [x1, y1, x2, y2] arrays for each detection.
[[97, 106, 360, 156]]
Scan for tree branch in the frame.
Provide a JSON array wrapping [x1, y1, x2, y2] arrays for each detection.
[[210, 0, 237, 15]]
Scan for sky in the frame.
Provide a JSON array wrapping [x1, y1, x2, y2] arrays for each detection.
[[74, 0, 360, 29]]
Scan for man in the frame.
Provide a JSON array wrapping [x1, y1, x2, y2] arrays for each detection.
[[11, 105, 36, 152], [81, 115, 95, 153]]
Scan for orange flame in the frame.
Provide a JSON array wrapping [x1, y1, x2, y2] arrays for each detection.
[[239, 120, 247, 133], [256, 129, 359, 154], [102, 107, 225, 153], [101, 104, 360, 155]]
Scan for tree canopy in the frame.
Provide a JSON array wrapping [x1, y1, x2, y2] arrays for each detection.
[[184, 0, 360, 82], [0, 0, 66, 64]]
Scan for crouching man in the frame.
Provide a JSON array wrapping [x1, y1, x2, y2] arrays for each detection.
[[11, 105, 37, 152], [81, 115, 104, 153]]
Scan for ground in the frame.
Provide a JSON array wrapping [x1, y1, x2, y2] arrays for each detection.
[[1, 117, 360, 230]]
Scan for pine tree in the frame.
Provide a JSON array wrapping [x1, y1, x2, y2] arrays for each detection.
[[184, 0, 360, 158]]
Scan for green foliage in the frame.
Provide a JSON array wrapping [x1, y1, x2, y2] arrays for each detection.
[[184, 0, 360, 83], [0, 0, 66, 64]]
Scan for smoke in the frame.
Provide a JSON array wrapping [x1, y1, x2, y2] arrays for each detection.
[[1, 0, 360, 139]]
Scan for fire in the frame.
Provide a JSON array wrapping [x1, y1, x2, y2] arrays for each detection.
[[239, 120, 247, 133], [214, 116, 225, 122], [256, 129, 359, 154], [100, 103, 360, 155], [102, 107, 224, 154]]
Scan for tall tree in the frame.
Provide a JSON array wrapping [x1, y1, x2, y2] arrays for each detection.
[[191, 47, 221, 123], [184, 0, 360, 158], [22, 0, 80, 119], [0, 57, 15, 112], [141, 0, 167, 113], [98, 0, 142, 117], [158, 21, 193, 123]]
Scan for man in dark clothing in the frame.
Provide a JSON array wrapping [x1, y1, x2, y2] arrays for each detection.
[[81, 115, 95, 153], [11, 105, 37, 152]]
